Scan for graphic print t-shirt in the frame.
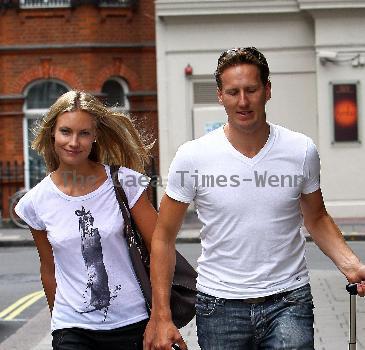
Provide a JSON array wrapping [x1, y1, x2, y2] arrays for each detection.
[[15, 165, 149, 331]]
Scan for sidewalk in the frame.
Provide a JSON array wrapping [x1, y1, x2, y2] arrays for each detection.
[[0, 215, 364, 350], [2, 270, 363, 350]]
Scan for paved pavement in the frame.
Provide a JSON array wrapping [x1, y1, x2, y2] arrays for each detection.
[[1, 269, 364, 350], [0, 215, 365, 349]]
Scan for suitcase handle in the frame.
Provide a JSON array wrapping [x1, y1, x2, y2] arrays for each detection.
[[346, 283, 359, 295], [346, 284, 358, 349]]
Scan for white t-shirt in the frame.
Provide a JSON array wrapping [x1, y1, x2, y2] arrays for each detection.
[[15, 165, 149, 331], [166, 123, 320, 299]]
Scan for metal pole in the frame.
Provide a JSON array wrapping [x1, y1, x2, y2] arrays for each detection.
[[346, 283, 358, 350], [349, 295, 356, 350]]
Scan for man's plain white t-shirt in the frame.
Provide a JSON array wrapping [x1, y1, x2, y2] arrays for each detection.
[[166, 123, 320, 299]]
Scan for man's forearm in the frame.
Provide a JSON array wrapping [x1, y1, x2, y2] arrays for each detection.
[[306, 213, 361, 279], [150, 233, 176, 319]]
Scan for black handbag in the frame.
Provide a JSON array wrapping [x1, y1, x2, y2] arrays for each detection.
[[110, 165, 197, 329]]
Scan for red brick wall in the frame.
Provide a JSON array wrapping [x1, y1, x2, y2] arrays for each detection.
[[0, 2, 155, 45], [0, 1, 158, 219], [0, 97, 24, 161], [0, 0, 158, 158]]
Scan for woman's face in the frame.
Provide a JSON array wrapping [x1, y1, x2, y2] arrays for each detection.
[[53, 110, 96, 168]]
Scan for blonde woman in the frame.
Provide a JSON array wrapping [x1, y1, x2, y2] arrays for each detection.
[[15, 91, 157, 350]]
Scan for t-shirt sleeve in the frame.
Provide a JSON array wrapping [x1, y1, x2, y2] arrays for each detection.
[[14, 191, 46, 230], [302, 137, 320, 194], [118, 167, 150, 209], [165, 142, 196, 203]]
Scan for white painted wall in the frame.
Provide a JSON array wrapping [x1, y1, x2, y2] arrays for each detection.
[[157, 12, 315, 174], [267, 72, 317, 140], [313, 9, 365, 216], [156, 2, 365, 217]]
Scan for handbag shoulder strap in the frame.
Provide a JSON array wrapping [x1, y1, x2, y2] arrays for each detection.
[[110, 165, 131, 228], [110, 165, 150, 266]]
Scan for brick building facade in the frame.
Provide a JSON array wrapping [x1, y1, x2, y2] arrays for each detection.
[[0, 0, 158, 221]]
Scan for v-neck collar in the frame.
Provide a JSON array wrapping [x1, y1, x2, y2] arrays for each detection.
[[220, 122, 277, 167]]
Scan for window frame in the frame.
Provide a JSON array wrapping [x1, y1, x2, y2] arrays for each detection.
[[23, 79, 70, 190], [101, 77, 130, 111]]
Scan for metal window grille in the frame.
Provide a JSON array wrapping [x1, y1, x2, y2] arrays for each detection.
[[0, 161, 24, 221], [0, 160, 47, 222], [19, 0, 71, 8]]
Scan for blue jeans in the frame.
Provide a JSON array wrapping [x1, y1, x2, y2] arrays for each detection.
[[51, 319, 147, 350], [196, 284, 314, 350]]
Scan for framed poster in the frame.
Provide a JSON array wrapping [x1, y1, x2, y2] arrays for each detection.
[[331, 82, 360, 143]]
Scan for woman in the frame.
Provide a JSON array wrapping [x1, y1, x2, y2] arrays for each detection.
[[15, 91, 157, 350]]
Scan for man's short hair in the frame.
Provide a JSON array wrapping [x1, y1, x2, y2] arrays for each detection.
[[214, 47, 270, 90]]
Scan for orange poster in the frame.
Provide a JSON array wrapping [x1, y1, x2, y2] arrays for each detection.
[[333, 83, 359, 142]]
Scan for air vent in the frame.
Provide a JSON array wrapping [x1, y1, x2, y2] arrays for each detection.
[[193, 81, 218, 104]]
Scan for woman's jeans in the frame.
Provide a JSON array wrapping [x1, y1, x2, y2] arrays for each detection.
[[52, 319, 147, 350], [196, 284, 315, 350]]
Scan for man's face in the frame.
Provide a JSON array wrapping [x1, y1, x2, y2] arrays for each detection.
[[217, 64, 271, 134]]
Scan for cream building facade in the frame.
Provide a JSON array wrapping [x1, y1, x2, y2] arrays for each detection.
[[155, 0, 365, 218]]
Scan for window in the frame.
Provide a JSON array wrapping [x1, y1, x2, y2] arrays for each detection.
[[101, 78, 130, 110], [23, 80, 69, 189], [99, 0, 135, 7], [19, 0, 71, 8], [25, 81, 69, 109]]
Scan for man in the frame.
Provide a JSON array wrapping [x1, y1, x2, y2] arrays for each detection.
[[144, 47, 365, 350]]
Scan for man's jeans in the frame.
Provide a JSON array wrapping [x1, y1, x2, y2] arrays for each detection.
[[196, 284, 315, 350], [51, 319, 147, 350]]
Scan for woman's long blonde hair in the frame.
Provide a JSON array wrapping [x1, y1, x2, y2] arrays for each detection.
[[32, 90, 152, 173]]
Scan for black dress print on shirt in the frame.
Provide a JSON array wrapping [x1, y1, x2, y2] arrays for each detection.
[[75, 206, 113, 320]]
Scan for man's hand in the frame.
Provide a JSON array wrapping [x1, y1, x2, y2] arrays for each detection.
[[357, 282, 365, 297], [347, 264, 365, 297], [143, 317, 187, 350]]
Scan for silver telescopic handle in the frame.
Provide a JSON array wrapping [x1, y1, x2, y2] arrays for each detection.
[[349, 294, 356, 350], [346, 283, 358, 350]]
